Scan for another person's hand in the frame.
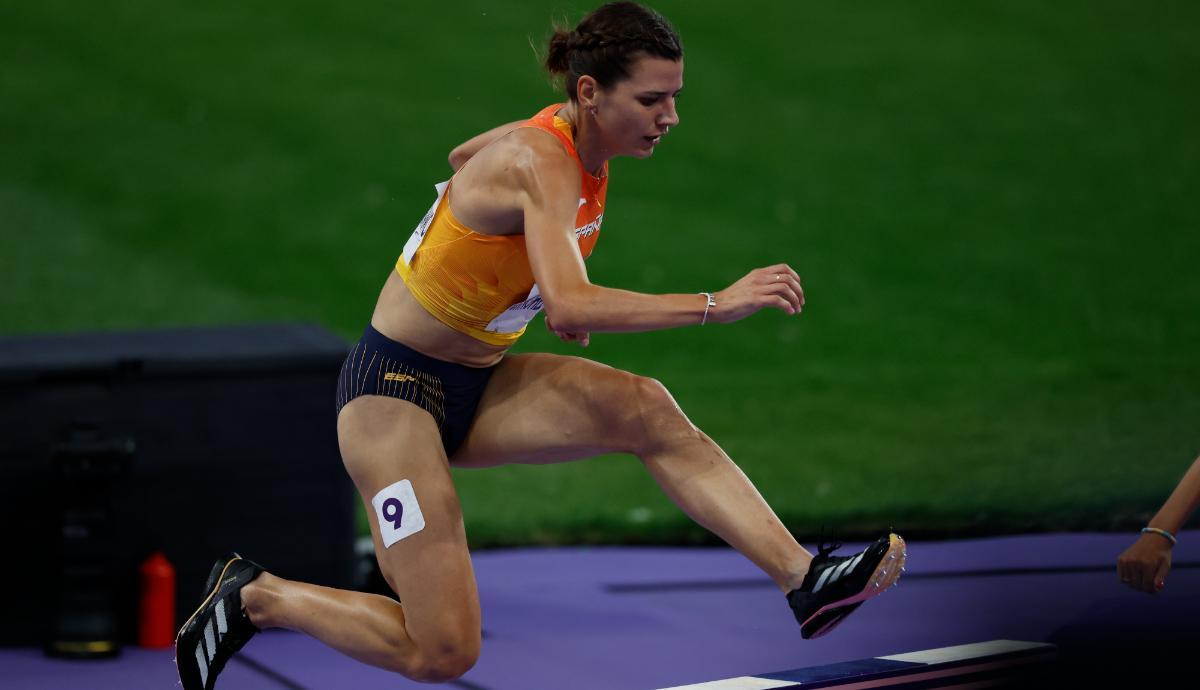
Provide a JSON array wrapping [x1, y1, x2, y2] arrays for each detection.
[[1117, 533, 1172, 594]]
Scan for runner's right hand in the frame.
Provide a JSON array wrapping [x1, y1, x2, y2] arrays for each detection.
[[710, 264, 804, 324]]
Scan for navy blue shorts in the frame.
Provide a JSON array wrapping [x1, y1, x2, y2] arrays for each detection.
[[335, 324, 496, 456]]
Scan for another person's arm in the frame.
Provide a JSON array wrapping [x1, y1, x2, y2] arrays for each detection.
[[1118, 455, 1200, 594]]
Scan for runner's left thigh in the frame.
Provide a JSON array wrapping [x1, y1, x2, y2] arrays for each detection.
[[450, 352, 697, 468]]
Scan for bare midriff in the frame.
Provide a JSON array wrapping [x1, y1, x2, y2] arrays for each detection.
[[370, 270, 509, 369]]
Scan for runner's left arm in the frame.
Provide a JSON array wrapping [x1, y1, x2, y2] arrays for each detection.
[[448, 120, 526, 171], [518, 140, 803, 333]]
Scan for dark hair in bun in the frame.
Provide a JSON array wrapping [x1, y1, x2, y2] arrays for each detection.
[[544, 2, 682, 101]]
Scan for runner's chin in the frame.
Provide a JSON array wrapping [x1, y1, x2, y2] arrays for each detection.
[[633, 137, 660, 157]]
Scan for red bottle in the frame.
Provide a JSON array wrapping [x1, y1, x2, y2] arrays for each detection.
[[138, 552, 176, 648]]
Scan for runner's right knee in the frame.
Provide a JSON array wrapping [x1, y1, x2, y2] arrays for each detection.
[[608, 373, 699, 455]]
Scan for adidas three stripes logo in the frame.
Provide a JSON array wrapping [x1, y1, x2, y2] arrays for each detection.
[[194, 598, 229, 687], [813, 553, 865, 593]]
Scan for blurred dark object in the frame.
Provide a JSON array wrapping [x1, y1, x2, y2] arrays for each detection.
[[1042, 593, 1195, 686], [0, 322, 353, 647], [45, 427, 133, 658]]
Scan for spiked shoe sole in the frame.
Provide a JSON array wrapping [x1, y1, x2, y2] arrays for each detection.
[[801, 534, 907, 639]]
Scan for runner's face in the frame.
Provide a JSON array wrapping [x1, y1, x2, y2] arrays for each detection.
[[596, 56, 683, 158]]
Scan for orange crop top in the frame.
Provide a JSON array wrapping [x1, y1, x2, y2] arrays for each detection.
[[394, 104, 608, 346]]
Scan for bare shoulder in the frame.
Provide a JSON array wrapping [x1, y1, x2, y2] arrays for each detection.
[[446, 126, 580, 234], [508, 129, 581, 204], [504, 128, 576, 175], [464, 128, 578, 196]]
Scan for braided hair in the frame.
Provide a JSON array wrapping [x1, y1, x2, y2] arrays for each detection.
[[544, 2, 683, 102]]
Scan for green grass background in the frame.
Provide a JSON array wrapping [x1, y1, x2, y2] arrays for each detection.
[[3, 1, 1198, 546]]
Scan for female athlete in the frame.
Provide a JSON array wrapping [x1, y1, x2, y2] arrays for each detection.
[[177, 3, 905, 687]]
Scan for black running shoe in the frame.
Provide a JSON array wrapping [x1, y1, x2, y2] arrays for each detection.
[[200, 553, 242, 598], [176, 554, 265, 690], [787, 533, 906, 639]]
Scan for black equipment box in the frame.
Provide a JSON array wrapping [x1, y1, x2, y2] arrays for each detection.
[[0, 322, 354, 646]]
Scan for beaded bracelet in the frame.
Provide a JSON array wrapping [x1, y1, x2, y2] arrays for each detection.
[[1141, 527, 1177, 546]]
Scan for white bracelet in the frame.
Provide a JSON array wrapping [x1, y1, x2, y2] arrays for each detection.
[[699, 292, 716, 325], [1142, 527, 1177, 546]]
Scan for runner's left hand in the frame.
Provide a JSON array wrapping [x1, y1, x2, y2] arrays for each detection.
[[545, 315, 590, 347]]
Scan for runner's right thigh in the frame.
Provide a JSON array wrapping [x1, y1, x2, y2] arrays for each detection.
[[337, 395, 480, 657]]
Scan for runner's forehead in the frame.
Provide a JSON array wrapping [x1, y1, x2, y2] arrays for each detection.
[[623, 57, 684, 92]]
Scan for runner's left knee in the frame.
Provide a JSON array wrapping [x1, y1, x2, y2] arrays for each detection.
[[406, 627, 480, 682]]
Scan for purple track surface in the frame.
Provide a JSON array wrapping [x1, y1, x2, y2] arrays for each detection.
[[5, 531, 1195, 689]]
